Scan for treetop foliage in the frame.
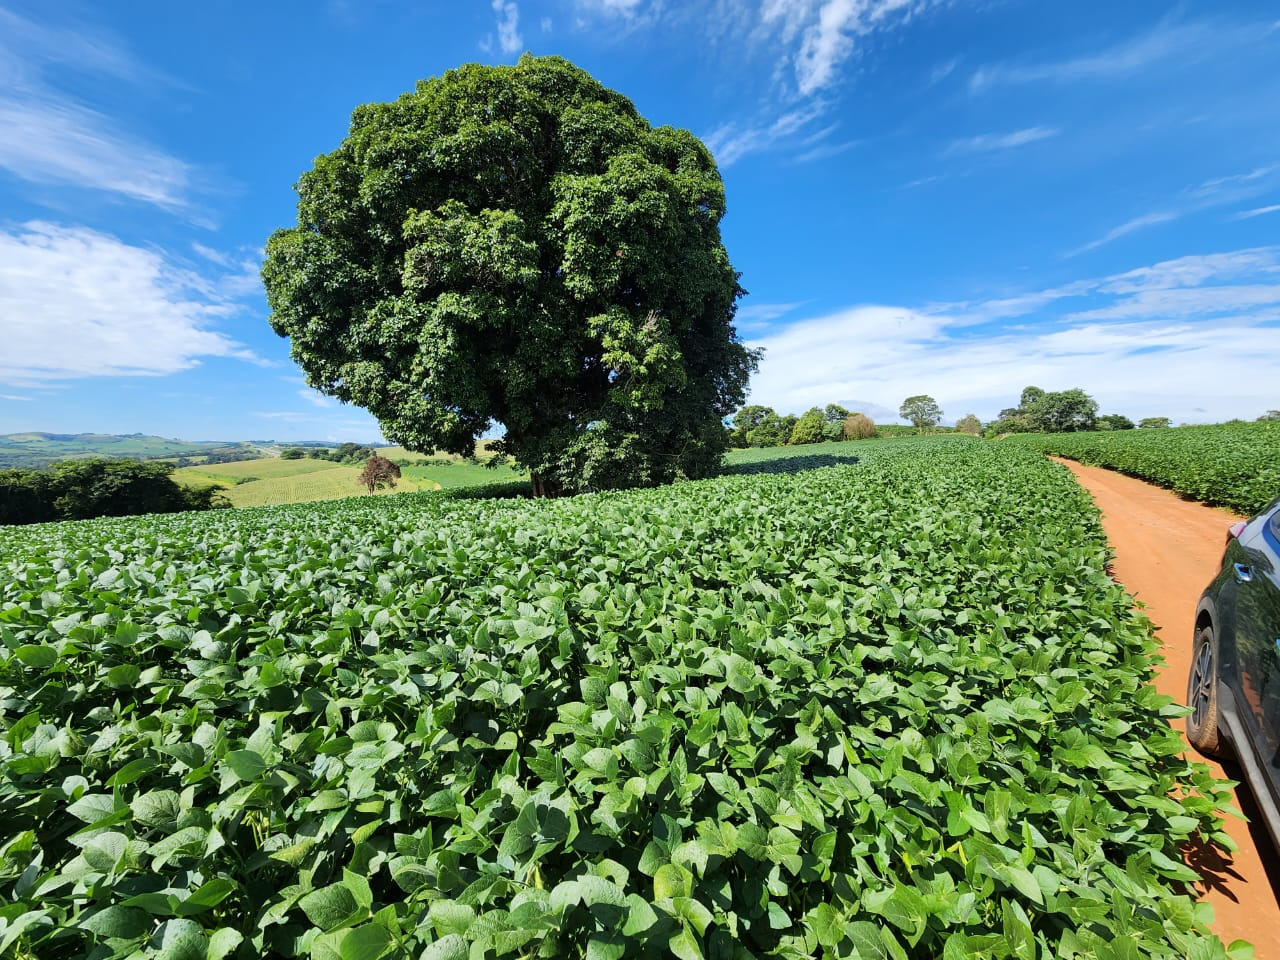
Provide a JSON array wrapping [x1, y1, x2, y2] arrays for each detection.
[[899, 395, 943, 431], [263, 55, 757, 496], [358, 455, 402, 494]]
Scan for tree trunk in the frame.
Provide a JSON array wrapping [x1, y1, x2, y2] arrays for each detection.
[[530, 471, 563, 498]]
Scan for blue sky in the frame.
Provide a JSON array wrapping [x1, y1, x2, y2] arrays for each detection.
[[1, 0, 1278, 441]]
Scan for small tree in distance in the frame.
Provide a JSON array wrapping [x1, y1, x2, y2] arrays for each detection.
[[789, 408, 825, 445], [1139, 417, 1171, 429], [955, 414, 981, 435], [899, 395, 943, 433], [359, 456, 401, 494], [843, 413, 876, 439], [1259, 410, 1280, 421]]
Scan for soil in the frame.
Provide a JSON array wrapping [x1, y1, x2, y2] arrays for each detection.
[[1056, 458, 1280, 954]]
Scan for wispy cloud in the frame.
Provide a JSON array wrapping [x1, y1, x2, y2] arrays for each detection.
[[946, 126, 1058, 155], [0, 94, 191, 210], [0, 394, 32, 402], [1068, 161, 1280, 256], [0, 222, 260, 385], [491, 0, 522, 55], [703, 100, 829, 166], [1233, 204, 1280, 220], [694, 1, 945, 164], [746, 246, 1280, 423], [1191, 163, 1280, 200], [969, 20, 1221, 93], [794, 0, 937, 96], [1066, 211, 1179, 257], [735, 301, 808, 329], [298, 389, 334, 409], [0, 7, 197, 212]]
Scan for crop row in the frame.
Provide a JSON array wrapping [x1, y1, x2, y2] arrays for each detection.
[[1011, 422, 1280, 515], [0, 439, 1238, 958]]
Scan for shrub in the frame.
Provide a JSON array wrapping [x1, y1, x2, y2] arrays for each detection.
[[842, 413, 876, 439]]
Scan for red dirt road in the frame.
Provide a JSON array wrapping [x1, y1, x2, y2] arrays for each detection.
[[1057, 458, 1280, 954]]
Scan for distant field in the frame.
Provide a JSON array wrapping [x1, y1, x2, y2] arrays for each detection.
[[177, 458, 340, 484], [174, 453, 522, 507], [0, 432, 264, 470], [400, 459, 528, 490]]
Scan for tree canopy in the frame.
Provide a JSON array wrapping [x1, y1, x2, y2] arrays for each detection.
[[0, 460, 225, 526], [358, 455, 402, 494], [899, 395, 943, 431], [263, 55, 757, 496], [1024, 388, 1098, 433]]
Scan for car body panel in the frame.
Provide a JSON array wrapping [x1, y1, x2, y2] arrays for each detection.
[[1195, 495, 1280, 851]]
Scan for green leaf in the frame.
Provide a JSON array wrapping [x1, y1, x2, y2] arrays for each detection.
[[668, 927, 703, 960], [130, 790, 181, 827], [107, 663, 142, 688], [177, 877, 236, 916], [808, 903, 843, 948], [419, 934, 469, 960], [207, 928, 243, 960], [152, 918, 207, 960], [429, 901, 475, 937], [300, 882, 363, 931], [15, 644, 56, 668], [339, 923, 393, 960], [622, 894, 660, 937], [82, 904, 151, 939], [653, 863, 691, 900], [225, 749, 267, 781]]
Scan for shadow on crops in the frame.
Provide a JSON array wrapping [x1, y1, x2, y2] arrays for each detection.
[[1182, 754, 1280, 908], [722, 454, 861, 477]]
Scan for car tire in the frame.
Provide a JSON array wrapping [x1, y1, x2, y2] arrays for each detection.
[[1186, 620, 1221, 756]]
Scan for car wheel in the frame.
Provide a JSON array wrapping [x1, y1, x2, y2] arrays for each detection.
[[1186, 620, 1221, 756]]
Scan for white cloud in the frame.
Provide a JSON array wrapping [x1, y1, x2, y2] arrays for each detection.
[[1233, 204, 1280, 220], [694, 0, 943, 163], [946, 126, 1058, 155], [0, 222, 258, 385], [745, 246, 1280, 423], [1068, 164, 1279, 257], [1192, 163, 1280, 199], [299, 389, 335, 408], [1099, 247, 1280, 293], [969, 21, 1220, 93], [492, 0, 523, 55], [0, 94, 191, 209], [0, 393, 32, 402], [1066, 211, 1179, 257], [0, 7, 198, 212], [704, 99, 829, 165], [795, 0, 931, 96], [0, 7, 162, 87], [573, 0, 648, 18]]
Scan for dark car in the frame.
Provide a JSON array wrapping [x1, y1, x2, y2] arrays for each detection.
[[1187, 494, 1280, 845]]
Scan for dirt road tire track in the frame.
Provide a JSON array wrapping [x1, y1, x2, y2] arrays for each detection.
[[1055, 457, 1280, 954]]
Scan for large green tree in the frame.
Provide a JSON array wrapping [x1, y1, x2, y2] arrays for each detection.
[[899, 395, 943, 432], [263, 55, 757, 496], [1025, 388, 1098, 433]]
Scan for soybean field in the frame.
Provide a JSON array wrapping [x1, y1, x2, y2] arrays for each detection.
[[1012, 421, 1280, 515], [0, 438, 1241, 959]]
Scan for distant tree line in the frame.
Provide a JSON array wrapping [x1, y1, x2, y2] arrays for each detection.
[[278, 443, 379, 464], [0, 460, 227, 527], [727, 387, 1257, 447], [984, 386, 1174, 435]]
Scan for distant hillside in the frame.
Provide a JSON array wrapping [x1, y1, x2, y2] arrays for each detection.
[[0, 433, 353, 470]]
